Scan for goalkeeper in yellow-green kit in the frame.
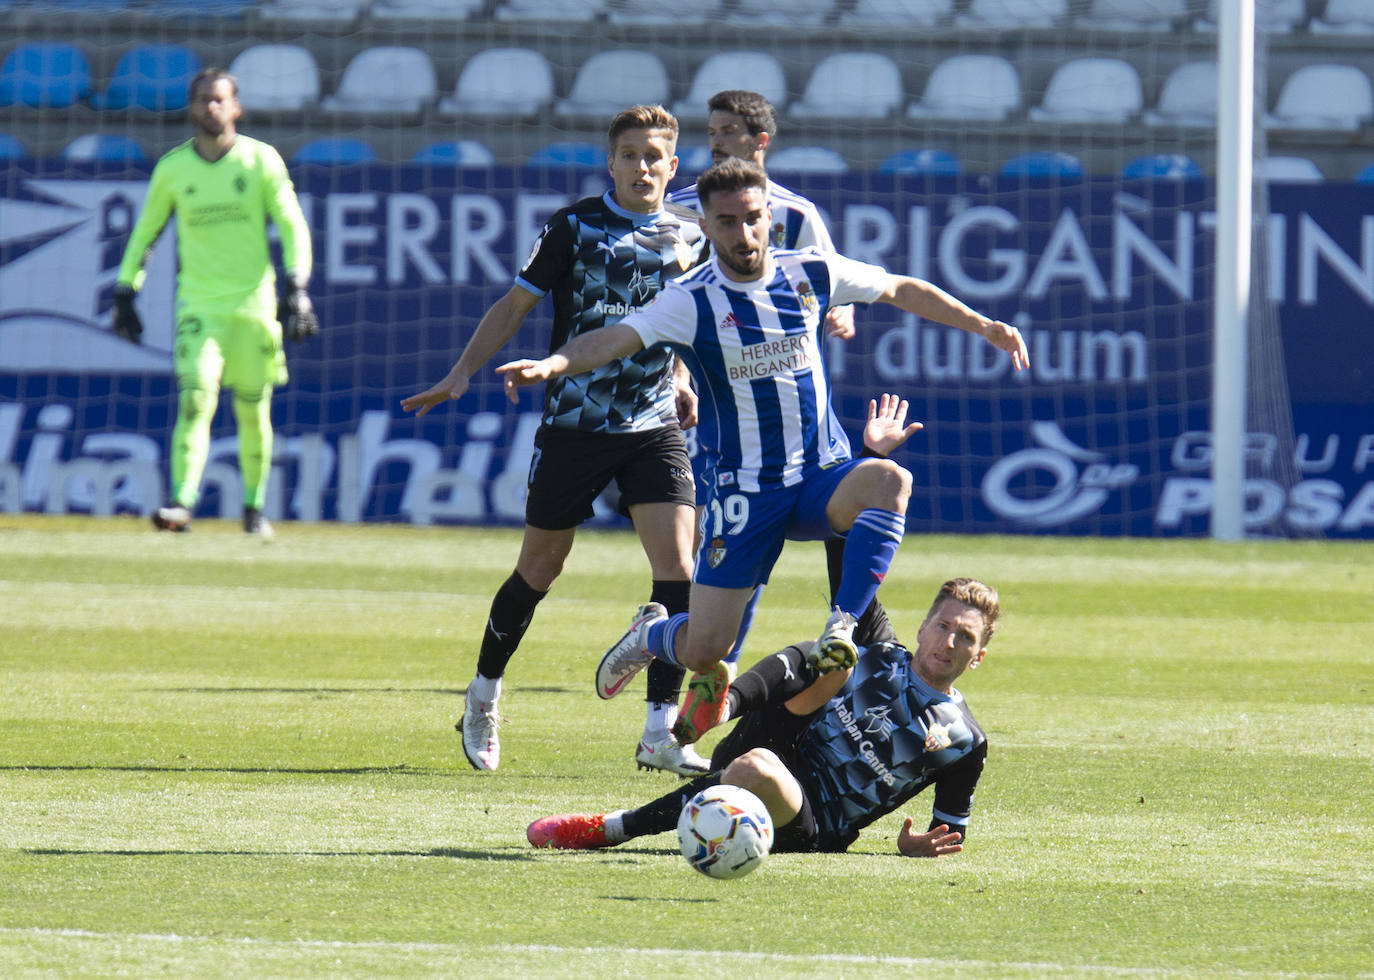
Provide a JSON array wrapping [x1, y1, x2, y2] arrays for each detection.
[[114, 67, 317, 539]]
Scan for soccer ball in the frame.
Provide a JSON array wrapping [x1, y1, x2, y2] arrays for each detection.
[[677, 784, 774, 879]]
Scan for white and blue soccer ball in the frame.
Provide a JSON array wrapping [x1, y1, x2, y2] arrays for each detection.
[[677, 784, 774, 879]]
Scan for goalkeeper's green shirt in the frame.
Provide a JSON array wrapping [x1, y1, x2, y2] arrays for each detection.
[[117, 135, 311, 316]]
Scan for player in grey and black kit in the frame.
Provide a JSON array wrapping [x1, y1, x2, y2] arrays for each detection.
[[527, 577, 1000, 857], [403, 105, 707, 776]]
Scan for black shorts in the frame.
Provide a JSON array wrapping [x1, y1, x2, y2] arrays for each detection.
[[524, 423, 694, 531], [708, 701, 823, 854]]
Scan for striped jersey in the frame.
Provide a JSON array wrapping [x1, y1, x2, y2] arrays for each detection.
[[618, 249, 888, 491], [667, 177, 836, 252], [798, 640, 987, 852], [117, 135, 310, 315], [516, 191, 704, 433]]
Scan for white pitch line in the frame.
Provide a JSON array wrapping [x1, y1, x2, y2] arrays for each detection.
[[2, 928, 1364, 979]]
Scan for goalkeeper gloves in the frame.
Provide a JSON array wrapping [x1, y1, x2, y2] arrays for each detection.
[[112, 284, 143, 344], [278, 284, 320, 342]]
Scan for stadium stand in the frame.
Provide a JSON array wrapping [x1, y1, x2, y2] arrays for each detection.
[[789, 52, 903, 120], [1029, 58, 1143, 124], [1259, 156, 1325, 182], [496, 0, 605, 21], [723, 0, 833, 27], [257, 0, 369, 21], [320, 47, 437, 116], [672, 52, 789, 121], [1000, 150, 1085, 180], [0, 133, 26, 159], [877, 148, 961, 176], [292, 137, 378, 165], [1355, 161, 1374, 182], [91, 44, 202, 112], [1143, 61, 1219, 128], [228, 44, 321, 112], [1311, 0, 1374, 33], [554, 50, 670, 120], [411, 140, 497, 166], [438, 48, 555, 118], [1194, 0, 1306, 32], [527, 141, 603, 167], [0, 42, 92, 109], [1073, 0, 1185, 32], [371, 0, 486, 19], [1265, 64, 1374, 131], [905, 54, 1021, 122], [1122, 153, 1204, 180], [763, 145, 850, 173], [956, 0, 1068, 29], [62, 133, 146, 161], [607, 0, 717, 23], [848, 0, 954, 28]]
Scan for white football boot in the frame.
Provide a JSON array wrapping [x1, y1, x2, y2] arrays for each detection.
[[595, 602, 666, 699], [458, 684, 501, 771], [635, 732, 710, 776], [807, 606, 858, 673]]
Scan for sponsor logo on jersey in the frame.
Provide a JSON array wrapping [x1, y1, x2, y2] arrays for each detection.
[[592, 299, 644, 317], [833, 700, 897, 787], [725, 332, 817, 381]]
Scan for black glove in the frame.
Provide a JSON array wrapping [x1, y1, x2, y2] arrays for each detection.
[[278, 286, 320, 342], [112, 284, 143, 344]]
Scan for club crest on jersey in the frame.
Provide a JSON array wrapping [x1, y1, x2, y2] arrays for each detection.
[[924, 721, 954, 752], [707, 537, 727, 568], [797, 281, 818, 315], [771, 221, 786, 247]]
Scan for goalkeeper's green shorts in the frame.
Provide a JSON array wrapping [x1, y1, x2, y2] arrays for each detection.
[[173, 307, 287, 391]]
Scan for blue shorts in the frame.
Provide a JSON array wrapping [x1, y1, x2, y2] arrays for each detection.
[[694, 459, 861, 590]]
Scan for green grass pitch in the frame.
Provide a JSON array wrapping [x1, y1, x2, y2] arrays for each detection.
[[1, 513, 1371, 978]]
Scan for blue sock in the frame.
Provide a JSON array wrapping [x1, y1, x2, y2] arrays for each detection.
[[833, 508, 905, 619], [724, 583, 765, 666], [646, 613, 689, 667]]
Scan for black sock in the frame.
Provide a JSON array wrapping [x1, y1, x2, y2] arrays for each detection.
[[645, 579, 691, 704], [622, 772, 721, 839], [474, 572, 546, 680], [729, 643, 817, 715]]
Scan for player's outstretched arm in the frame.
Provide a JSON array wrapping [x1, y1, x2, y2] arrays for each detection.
[[897, 818, 964, 858], [879, 275, 1030, 371], [495, 322, 646, 404], [402, 285, 540, 416], [863, 393, 923, 457]]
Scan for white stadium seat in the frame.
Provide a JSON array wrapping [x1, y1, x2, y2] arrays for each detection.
[[1074, 0, 1185, 31], [789, 52, 904, 119], [372, 0, 485, 18], [1311, 0, 1374, 33], [607, 0, 722, 23], [906, 54, 1021, 122], [554, 49, 670, 120], [1028, 57, 1142, 124], [723, 0, 833, 27], [848, 0, 954, 28], [1265, 65, 1374, 131], [764, 146, 850, 173], [228, 44, 320, 112], [496, 0, 604, 19], [1194, 0, 1305, 32], [956, 0, 1067, 29], [1143, 61, 1218, 127], [672, 52, 789, 121], [438, 48, 554, 117], [321, 47, 437, 115], [257, 0, 367, 21], [1259, 156, 1325, 183]]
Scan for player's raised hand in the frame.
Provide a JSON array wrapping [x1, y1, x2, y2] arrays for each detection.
[[112, 284, 143, 344], [897, 818, 964, 858], [279, 285, 320, 342], [985, 319, 1030, 371], [401, 371, 471, 417], [863, 393, 923, 458]]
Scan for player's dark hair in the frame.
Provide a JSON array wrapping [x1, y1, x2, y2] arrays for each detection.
[[607, 104, 679, 151], [189, 67, 238, 100], [928, 578, 1001, 645], [708, 90, 778, 140], [695, 156, 767, 211]]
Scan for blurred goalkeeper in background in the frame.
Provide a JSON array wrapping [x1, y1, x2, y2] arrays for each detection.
[[113, 67, 318, 540], [527, 576, 1000, 858]]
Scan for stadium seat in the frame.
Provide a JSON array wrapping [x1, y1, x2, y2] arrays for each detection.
[[371, 0, 485, 18], [764, 146, 850, 174], [956, 0, 1068, 29], [1265, 65, 1374, 131], [878, 148, 961, 176], [1355, 162, 1374, 183], [527, 141, 604, 167], [1259, 156, 1324, 183], [321, 47, 437, 115], [789, 52, 903, 120], [1122, 153, 1203, 180], [1194, 0, 1305, 32], [229, 45, 320, 112], [1028, 57, 1142, 124], [672, 52, 789, 121], [848, 0, 954, 28], [62, 134, 146, 162], [0, 133, 26, 159], [139, 0, 255, 16], [0, 42, 92, 109], [554, 50, 670, 120], [1312, 0, 1374, 33], [91, 44, 202, 112], [1142, 61, 1218, 127], [438, 48, 555, 117], [257, 0, 368, 20], [291, 137, 378, 166], [906, 54, 1021, 122], [608, 0, 721, 23], [1000, 151, 1084, 180], [496, 0, 604, 19], [1073, 0, 1184, 31], [411, 140, 496, 166], [723, 0, 833, 26]]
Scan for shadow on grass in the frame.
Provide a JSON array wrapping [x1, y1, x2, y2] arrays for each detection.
[[24, 846, 537, 862], [0, 765, 448, 776], [149, 685, 579, 696]]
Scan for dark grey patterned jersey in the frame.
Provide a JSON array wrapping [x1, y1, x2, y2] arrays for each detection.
[[796, 640, 988, 852], [515, 191, 705, 433]]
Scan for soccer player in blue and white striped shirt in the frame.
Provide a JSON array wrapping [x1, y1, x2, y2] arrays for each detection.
[[497, 157, 1028, 720]]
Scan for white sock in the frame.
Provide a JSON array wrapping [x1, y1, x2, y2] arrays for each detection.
[[643, 701, 677, 741], [468, 673, 501, 706], [603, 810, 628, 844]]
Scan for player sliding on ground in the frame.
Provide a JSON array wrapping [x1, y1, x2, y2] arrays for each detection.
[[497, 156, 1029, 739], [527, 578, 1000, 857]]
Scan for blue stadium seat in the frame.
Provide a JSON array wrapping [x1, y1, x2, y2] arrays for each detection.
[[291, 137, 378, 165], [1122, 153, 1203, 180], [1000, 151, 1085, 181], [0, 42, 92, 109], [411, 140, 496, 166], [92, 44, 203, 112], [527, 141, 604, 168], [878, 149, 962, 176], [62, 134, 146, 162], [0, 133, 26, 159]]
